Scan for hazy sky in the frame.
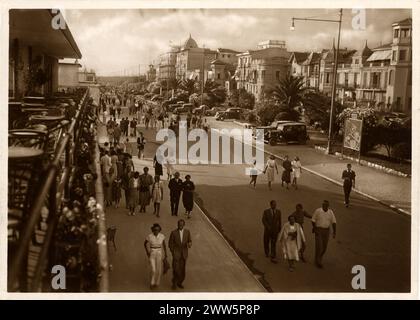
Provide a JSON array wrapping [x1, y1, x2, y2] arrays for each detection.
[[63, 9, 411, 76]]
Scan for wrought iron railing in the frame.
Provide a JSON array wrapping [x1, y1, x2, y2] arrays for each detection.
[[8, 88, 109, 292]]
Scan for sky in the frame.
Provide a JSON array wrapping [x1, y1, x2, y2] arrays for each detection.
[[62, 8, 411, 76]]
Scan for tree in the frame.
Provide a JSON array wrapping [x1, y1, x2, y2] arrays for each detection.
[[268, 74, 305, 113], [179, 79, 197, 96], [374, 120, 411, 158], [230, 88, 255, 109], [304, 91, 344, 133], [203, 80, 226, 106], [255, 101, 280, 125]]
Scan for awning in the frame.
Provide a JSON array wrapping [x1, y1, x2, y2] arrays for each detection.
[[367, 50, 391, 62], [9, 9, 82, 59]]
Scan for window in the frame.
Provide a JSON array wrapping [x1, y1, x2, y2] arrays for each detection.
[[217, 73, 221, 80], [394, 29, 399, 38], [363, 72, 367, 87], [392, 50, 397, 62], [227, 55, 230, 58], [399, 50, 407, 61], [354, 58, 359, 65], [384, 72, 388, 87], [326, 73, 330, 84], [388, 70, 393, 85], [401, 28, 409, 37], [276, 71, 280, 80], [262, 70, 265, 79]]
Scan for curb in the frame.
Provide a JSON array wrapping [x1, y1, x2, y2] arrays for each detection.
[[193, 201, 268, 292], [261, 146, 411, 217], [313, 145, 410, 178]]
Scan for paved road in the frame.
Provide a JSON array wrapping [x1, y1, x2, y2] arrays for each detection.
[[206, 117, 411, 214], [156, 119, 411, 292]]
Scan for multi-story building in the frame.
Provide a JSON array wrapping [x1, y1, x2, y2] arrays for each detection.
[[235, 40, 290, 102], [157, 45, 180, 82], [301, 52, 321, 89], [345, 18, 411, 113], [289, 52, 309, 77], [175, 34, 218, 81]]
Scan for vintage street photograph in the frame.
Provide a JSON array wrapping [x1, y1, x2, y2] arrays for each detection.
[[4, 5, 413, 295]]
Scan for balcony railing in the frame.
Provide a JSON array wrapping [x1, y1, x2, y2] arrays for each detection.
[[8, 88, 109, 292]]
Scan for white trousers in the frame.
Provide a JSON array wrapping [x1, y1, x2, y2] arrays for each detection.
[[149, 249, 163, 286]]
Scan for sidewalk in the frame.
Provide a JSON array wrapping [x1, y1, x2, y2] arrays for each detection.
[[231, 120, 411, 215], [98, 112, 265, 292]]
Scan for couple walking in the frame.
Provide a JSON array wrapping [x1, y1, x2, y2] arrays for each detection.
[[144, 220, 192, 290], [263, 155, 302, 190], [262, 200, 336, 271]]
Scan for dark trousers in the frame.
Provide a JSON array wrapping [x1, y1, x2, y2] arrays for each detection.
[[172, 257, 186, 285], [263, 230, 278, 258], [314, 227, 330, 265], [170, 193, 181, 216], [343, 185, 352, 204]]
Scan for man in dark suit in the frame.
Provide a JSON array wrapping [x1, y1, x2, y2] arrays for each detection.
[[168, 219, 192, 290], [342, 163, 356, 207], [262, 200, 282, 263], [168, 172, 183, 216]]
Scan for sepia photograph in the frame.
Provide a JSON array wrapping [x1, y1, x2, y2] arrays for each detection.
[[1, 1, 416, 298]]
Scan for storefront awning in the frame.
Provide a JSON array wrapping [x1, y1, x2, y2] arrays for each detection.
[[9, 9, 82, 59]]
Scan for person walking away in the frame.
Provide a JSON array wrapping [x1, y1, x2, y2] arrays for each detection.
[[342, 163, 356, 207], [279, 215, 306, 272], [107, 124, 115, 147], [127, 171, 140, 215], [151, 175, 164, 217], [153, 152, 163, 178], [290, 203, 311, 262], [262, 200, 282, 263], [249, 160, 259, 188], [281, 155, 292, 189], [182, 175, 195, 219], [130, 119, 136, 137], [100, 150, 112, 176], [104, 167, 116, 207], [168, 172, 183, 216], [137, 133, 146, 159], [113, 123, 122, 146], [311, 200, 337, 268], [112, 175, 122, 208], [144, 223, 167, 290], [139, 167, 153, 213], [291, 156, 302, 190], [168, 219, 192, 290], [116, 105, 122, 119], [263, 155, 278, 191]]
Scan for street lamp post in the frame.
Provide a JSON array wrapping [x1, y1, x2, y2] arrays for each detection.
[[291, 9, 343, 154]]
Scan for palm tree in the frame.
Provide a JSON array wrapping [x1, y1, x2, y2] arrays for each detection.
[[179, 79, 197, 96], [267, 74, 306, 121], [203, 80, 226, 105]]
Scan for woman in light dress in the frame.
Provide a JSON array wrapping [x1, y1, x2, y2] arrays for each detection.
[[144, 223, 167, 290], [291, 156, 302, 190], [151, 175, 164, 217], [165, 148, 176, 180], [263, 155, 278, 190], [279, 215, 306, 272]]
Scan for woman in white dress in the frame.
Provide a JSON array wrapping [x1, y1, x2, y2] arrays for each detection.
[[165, 148, 176, 180], [151, 175, 164, 217], [279, 215, 306, 272], [144, 223, 167, 289], [263, 155, 278, 190], [291, 156, 302, 190]]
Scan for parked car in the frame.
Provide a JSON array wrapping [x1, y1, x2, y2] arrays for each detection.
[[174, 103, 194, 114], [255, 121, 309, 145], [215, 109, 241, 121], [192, 105, 208, 115], [206, 106, 225, 116]]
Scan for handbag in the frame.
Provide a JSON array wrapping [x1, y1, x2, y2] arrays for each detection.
[[163, 258, 170, 274]]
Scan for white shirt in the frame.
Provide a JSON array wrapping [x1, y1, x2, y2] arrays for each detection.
[[312, 208, 337, 228], [146, 233, 165, 249], [179, 229, 184, 243]]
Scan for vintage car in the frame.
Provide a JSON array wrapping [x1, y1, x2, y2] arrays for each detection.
[[255, 121, 309, 145], [215, 108, 242, 121], [174, 103, 194, 114]]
